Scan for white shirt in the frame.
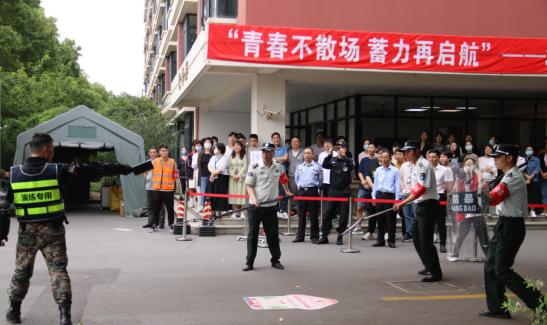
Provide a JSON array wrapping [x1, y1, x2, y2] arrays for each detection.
[[432, 164, 453, 194], [478, 156, 497, 181], [207, 154, 229, 177], [400, 162, 413, 194], [318, 150, 337, 184], [496, 166, 527, 218]]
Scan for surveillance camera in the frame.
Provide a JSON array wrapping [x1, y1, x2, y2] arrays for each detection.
[[263, 106, 281, 115], [263, 106, 281, 120]]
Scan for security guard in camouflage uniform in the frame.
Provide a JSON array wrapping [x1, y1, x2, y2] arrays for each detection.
[[243, 143, 293, 272], [317, 141, 354, 246], [478, 144, 546, 319], [394, 141, 442, 282], [0, 133, 132, 324]]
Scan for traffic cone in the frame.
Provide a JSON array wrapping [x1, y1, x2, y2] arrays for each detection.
[[176, 200, 185, 222], [203, 201, 212, 220]]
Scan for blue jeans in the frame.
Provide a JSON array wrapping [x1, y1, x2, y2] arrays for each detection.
[[401, 195, 416, 236], [277, 182, 287, 213], [200, 176, 209, 207], [540, 177, 547, 204]]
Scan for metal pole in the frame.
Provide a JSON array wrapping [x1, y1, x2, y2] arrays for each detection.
[[472, 221, 478, 260], [281, 199, 295, 236], [341, 197, 360, 253], [176, 192, 193, 241]]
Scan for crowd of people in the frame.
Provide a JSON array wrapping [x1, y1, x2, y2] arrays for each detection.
[[142, 131, 547, 243]]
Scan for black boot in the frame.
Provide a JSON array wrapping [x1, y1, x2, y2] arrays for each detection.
[[6, 297, 21, 324], [59, 301, 72, 325], [316, 236, 329, 245], [336, 235, 343, 245]]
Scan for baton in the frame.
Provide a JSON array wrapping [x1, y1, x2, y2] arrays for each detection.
[[485, 162, 528, 189], [341, 207, 395, 236], [204, 196, 294, 225]]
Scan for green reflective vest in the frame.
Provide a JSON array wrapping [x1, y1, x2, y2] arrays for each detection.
[[10, 163, 65, 222]]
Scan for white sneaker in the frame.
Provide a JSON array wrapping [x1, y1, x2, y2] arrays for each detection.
[[280, 212, 289, 219], [352, 227, 364, 235], [363, 232, 374, 240], [197, 206, 204, 213], [434, 234, 440, 243], [231, 213, 237, 219], [385, 233, 389, 241], [240, 212, 246, 219], [277, 212, 282, 218], [530, 211, 537, 217], [447, 256, 458, 262], [396, 213, 401, 219], [188, 199, 194, 208]]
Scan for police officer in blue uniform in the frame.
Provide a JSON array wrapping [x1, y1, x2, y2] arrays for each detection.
[[317, 141, 354, 245], [293, 147, 323, 244]]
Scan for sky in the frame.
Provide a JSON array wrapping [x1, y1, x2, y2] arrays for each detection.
[[41, 0, 145, 96]]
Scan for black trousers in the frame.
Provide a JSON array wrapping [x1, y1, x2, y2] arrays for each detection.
[[146, 190, 165, 225], [296, 187, 319, 241], [365, 189, 377, 234], [452, 216, 489, 258], [151, 191, 175, 226], [527, 181, 539, 206], [413, 199, 442, 278], [376, 192, 396, 244], [246, 206, 281, 266], [321, 188, 350, 236], [400, 206, 407, 236], [485, 218, 544, 313], [436, 194, 447, 245]]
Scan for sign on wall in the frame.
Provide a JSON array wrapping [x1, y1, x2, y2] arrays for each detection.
[[208, 24, 547, 74]]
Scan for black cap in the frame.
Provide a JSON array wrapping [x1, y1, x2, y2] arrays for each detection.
[[335, 141, 347, 148], [261, 142, 276, 151], [488, 144, 519, 158], [400, 141, 420, 151]]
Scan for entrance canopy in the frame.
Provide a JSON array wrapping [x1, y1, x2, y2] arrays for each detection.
[[14, 105, 146, 217]]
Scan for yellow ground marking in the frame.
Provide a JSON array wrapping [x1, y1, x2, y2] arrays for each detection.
[[382, 294, 517, 301]]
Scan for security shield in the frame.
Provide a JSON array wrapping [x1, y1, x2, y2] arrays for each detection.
[[446, 161, 492, 262]]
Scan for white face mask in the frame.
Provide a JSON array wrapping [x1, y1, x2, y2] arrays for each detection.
[[213, 149, 219, 155], [204, 143, 212, 149]]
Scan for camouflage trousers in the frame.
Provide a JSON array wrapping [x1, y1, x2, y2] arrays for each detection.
[[9, 222, 72, 304]]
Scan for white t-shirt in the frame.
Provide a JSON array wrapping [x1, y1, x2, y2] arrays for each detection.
[[478, 156, 497, 181], [208, 154, 229, 177], [433, 164, 453, 194], [318, 150, 337, 184], [224, 145, 234, 158]]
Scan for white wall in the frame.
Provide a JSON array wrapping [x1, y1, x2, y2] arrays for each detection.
[[198, 110, 251, 142]]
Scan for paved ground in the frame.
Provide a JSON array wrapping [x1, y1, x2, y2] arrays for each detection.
[[1, 204, 545, 325]]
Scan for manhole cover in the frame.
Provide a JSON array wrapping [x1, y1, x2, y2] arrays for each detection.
[[387, 281, 464, 293]]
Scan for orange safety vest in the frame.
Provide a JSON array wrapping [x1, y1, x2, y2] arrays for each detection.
[[152, 158, 175, 190]]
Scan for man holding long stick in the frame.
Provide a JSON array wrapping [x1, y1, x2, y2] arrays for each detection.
[[394, 141, 443, 282], [243, 143, 293, 272]]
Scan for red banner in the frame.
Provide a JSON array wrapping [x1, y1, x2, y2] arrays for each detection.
[[208, 24, 547, 74]]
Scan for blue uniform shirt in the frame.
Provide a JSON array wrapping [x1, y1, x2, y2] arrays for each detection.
[[525, 156, 540, 182], [372, 164, 402, 200], [295, 160, 323, 189], [274, 145, 288, 172]]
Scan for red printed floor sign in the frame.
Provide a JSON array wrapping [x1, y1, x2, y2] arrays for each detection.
[[208, 24, 547, 74], [244, 295, 338, 310]]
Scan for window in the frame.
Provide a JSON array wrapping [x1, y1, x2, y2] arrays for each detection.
[[337, 100, 346, 118], [468, 99, 500, 118], [327, 103, 335, 119], [300, 110, 307, 125], [433, 98, 466, 117], [308, 106, 323, 123], [398, 97, 431, 117], [503, 100, 534, 119], [361, 96, 395, 116], [169, 53, 177, 88], [202, 0, 238, 26], [182, 15, 197, 61]]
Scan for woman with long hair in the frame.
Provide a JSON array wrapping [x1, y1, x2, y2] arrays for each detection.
[[459, 140, 479, 166], [420, 130, 432, 158], [208, 143, 230, 215], [449, 142, 461, 164], [228, 141, 247, 218], [432, 132, 447, 152]]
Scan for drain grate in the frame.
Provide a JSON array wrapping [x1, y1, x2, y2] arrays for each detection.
[[386, 281, 465, 293]]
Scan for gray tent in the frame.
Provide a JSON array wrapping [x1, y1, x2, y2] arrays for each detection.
[[14, 105, 146, 216]]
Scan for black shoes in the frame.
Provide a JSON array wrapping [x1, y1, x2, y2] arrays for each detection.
[[402, 234, 412, 242], [6, 297, 21, 324], [59, 301, 72, 325], [242, 265, 253, 272], [142, 223, 152, 228], [372, 242, 385, 247], [478, 310, 511, 319], [388, 242, 396, 248], [159, 224, 165, 229], [418, 269, 430, 275], [311, 240, 318, 244], [316, 236, 329, 245], [336, 235, 343, 245], [421, 275, 442, 282], [440, 244, 447, 253], [292, 239, 304, 243], [271, 262, 284, 270]]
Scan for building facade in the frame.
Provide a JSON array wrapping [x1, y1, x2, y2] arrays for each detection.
[[144, 0, 547, 156]]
